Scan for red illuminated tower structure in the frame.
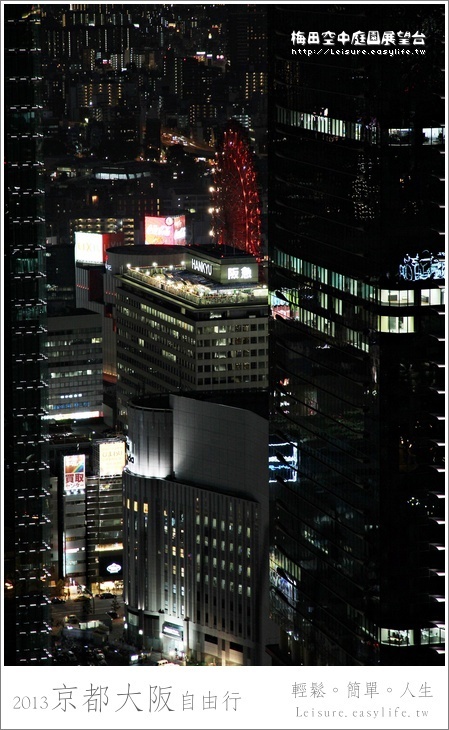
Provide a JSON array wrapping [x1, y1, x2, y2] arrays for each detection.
[[213, 121, 261, 257]]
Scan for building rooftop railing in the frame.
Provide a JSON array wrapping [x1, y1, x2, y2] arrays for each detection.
[[121, 267, 268, 307]]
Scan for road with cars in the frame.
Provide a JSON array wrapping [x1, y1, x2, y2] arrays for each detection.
[[51, 595, 123, 626], [51, 595, 129, 665]]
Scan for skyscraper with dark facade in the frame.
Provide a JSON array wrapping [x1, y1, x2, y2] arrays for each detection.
[[4, 4, 52, 664], [226, 5, 267, 73], [268, 4, 445, 666]]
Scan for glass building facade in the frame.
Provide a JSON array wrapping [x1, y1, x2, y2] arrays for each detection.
[[45, 309, 103, 421], [268, 4, 445, 665], [4, 4, 52, 663]]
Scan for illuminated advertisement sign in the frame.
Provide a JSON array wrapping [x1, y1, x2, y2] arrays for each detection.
[[191, 258, 213, 277], [99, 441, 126, 477], [399, 251, 445, 282], [106, 562, 122, 574], [64, 454, 85, 493], [162, 621, 183, 640], [224, 263, 257, 282], [75, 231, 124, 264], [98, 550, 123, 579], [269, 438, 298, 483], [187, 253, 259, 284], [144, 215, 186, 246], [75, 232, 105, 264]]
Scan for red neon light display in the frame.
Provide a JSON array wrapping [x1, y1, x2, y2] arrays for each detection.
[[213, 121, 261, 257]]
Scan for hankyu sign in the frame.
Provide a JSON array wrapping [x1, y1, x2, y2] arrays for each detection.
[[187, 253, 258, 284], [64, 454, 85, 493], [191, 258, 213, 277], [226, 265, 254, 281]]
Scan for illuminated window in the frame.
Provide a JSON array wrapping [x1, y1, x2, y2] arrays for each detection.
[[422, 127, 445, 145], [134, 501, 138, 511], [420, 627, 445, 645], [421, 288, 445, 306], [380, 628, 414, 646], [334, 298, 342, 315], [379, 316, 415, 333], [143, 503, 148, 514], [380, 289, 414, 306], [387, 128, 412, 146]]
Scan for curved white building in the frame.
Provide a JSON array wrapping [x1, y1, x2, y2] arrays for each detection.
[[123, 393, 274, 665]]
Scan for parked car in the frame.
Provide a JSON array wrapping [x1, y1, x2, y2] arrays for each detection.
[[99, 592, 114, 599], [107, 611, 119, 619], [65, 615, 79, 625], [51, 597, 65, 604], [74, 594, 90, 602]]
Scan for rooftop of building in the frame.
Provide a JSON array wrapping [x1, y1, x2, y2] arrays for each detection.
[[130, 390, 268, 419], [119, 265, 268, 307]]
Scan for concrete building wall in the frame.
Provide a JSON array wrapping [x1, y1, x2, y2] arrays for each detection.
[[123, 395, 275, 665]]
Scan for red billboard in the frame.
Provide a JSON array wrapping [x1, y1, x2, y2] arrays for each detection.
[[144, 215, 186, 246]]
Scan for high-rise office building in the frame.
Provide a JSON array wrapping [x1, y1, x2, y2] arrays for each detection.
[[4, 4, 52, 664], [115, 245, 269, 429], [226, 5, 267, 73], [45, 309, 103, 422], [123, 393, 273, 665], [268, 4, 445, 666], [47, 436, 126, 590], [46, 239, 76, 315]]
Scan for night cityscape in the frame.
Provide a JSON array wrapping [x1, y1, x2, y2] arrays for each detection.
[[3, 0, 446, 676]]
